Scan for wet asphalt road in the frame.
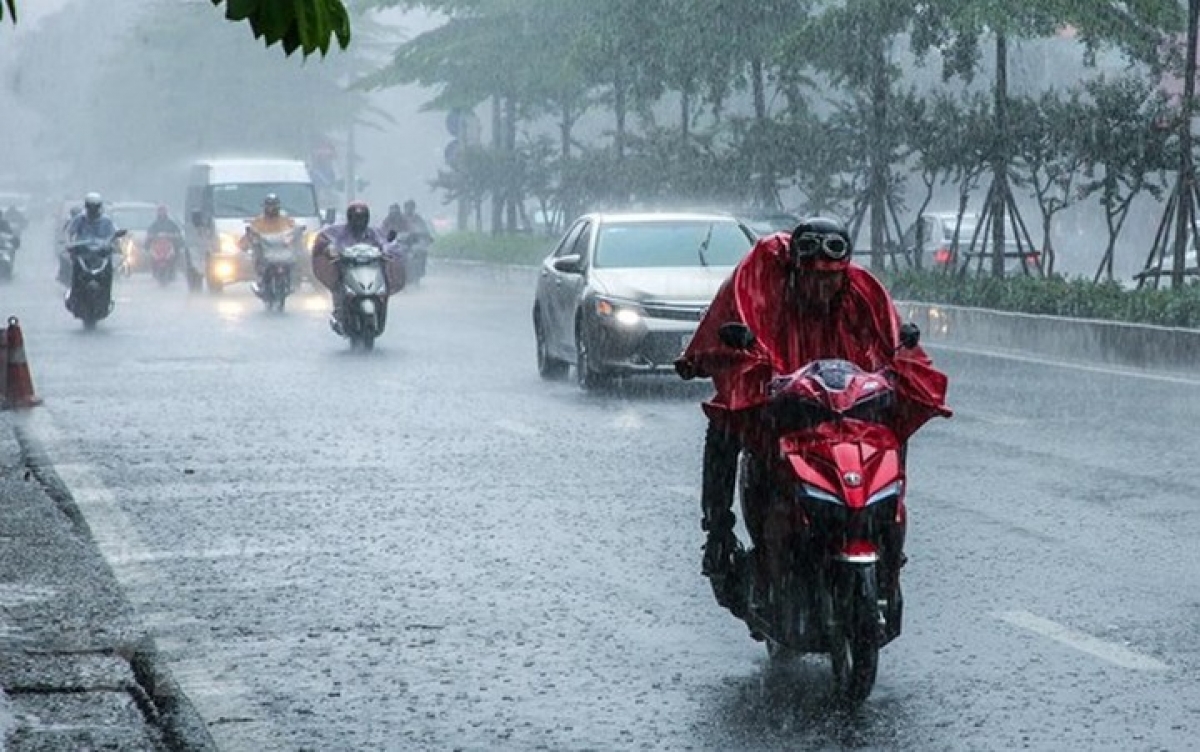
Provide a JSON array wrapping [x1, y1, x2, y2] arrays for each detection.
[[3, 226, 1199, 751]]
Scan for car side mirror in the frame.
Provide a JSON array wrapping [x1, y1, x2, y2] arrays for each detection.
[[113, 229, 128, 239], [552, 254, 583, 274], [718, 322, 756, 350]]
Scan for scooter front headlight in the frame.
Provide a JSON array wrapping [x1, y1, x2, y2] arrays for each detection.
[[866, 480, 904, 506], [212, 259, 236, 281]]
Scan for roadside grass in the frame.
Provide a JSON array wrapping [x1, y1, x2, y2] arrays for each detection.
[[430, 231, 548, 266]]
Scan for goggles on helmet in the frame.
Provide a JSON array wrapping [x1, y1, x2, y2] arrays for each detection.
[[792, 232, 850, 262]]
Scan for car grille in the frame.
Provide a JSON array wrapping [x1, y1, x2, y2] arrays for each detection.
[[641, 302, 707, 322], [638, 330, 695, 366]]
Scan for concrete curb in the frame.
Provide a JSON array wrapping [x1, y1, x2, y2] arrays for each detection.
[[898, 302, 1200, 372], [433, 259, 1200, 372], [14, 421, 219, 752]]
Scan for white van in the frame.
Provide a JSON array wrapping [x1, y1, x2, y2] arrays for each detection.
[[183, 158, 323, 292]]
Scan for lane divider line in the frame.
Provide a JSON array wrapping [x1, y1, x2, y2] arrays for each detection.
[[998, 610, 1170, 672]]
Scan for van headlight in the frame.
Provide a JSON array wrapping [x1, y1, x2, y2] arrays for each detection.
[[218, 233, 241, 255], [594, 296, 643, 327]]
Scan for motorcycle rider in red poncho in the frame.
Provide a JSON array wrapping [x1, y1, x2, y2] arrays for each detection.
[[674, 217, 952, 619]]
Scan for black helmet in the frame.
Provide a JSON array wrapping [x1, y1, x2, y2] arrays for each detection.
[[346, 201, 370, 234], [83, 192, 104, 220], [263, 193, 281, 217], [788, 216, 852, 270]]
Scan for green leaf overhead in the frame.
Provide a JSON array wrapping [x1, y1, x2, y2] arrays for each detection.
[[210, 0, 351, 57]]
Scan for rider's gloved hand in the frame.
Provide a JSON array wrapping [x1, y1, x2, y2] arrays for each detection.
[[899, 322, 921, 349], [674, 356, 699, 381], [674, 358, 696, 380]]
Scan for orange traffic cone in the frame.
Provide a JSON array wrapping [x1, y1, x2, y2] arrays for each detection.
[[4, 316, 42, 410]]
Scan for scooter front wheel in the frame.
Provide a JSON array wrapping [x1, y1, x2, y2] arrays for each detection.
[[828, 564, 880, 706]]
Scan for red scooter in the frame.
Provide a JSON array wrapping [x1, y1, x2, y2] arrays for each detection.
[[716, 322, 912, 706], [147, 233, 179, 286]]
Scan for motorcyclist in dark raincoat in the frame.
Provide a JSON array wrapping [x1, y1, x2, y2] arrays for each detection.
[[675, 217, 951, 616]]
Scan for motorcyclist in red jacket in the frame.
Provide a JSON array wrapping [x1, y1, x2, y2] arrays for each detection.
[[675, 217, 951, 617]]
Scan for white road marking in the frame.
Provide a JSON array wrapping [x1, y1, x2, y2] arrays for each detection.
[[494, 419, 539, 437], [998, 610, 1170, 671], [612, 410, 645, 430], [24, 410, 272, 746]]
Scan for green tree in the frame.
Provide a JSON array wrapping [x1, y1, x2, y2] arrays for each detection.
[[784, 0, 916, 270], [15, 2, 377, 197], [1008, 90, 1088, 275], [2, 0, 351, 57], [912, 0, 1183, 277], [1075, 76, 1174, 283]]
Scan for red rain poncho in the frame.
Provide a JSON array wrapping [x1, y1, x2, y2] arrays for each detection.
[[682, 233, 951, 442]]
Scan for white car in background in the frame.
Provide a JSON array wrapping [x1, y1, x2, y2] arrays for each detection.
[[532, 211, 756, 389]]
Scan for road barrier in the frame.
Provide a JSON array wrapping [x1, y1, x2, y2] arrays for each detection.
[[899, 302, 1200, 372]]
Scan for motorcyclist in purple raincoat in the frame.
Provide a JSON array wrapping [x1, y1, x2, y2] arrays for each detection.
[[311, 201, 402, 333]]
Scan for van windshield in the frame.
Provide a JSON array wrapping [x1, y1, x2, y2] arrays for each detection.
[[210, 183, 318, 219]]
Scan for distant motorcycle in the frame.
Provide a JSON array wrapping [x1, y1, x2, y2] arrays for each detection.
[[247, 226, 303, 312], [327, 234, 405, 350], [401, 230, 431, 287], [146, 232, 182, 286], [65, 230, 127, 329], [0, 227, 18, 281]]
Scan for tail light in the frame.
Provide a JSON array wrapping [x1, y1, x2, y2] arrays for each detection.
[[932, 247, 952, 265]]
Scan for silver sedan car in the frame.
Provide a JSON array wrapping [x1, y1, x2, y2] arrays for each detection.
[[532, 211, 756, 389]]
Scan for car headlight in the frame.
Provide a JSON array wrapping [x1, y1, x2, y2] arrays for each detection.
[[594, 296, 643, 326], [218, 233, 241, 255]]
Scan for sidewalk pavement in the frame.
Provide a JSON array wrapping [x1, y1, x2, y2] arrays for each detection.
[[0, 409, 214, 751]]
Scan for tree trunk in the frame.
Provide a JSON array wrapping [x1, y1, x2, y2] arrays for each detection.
[[1172, 0, 1199, 288], [991, 33, 1009, 279], [491, 95, 503, 235], [868, 34, 889, 272]]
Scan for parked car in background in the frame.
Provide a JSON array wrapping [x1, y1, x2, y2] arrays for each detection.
[[532, 211, 756, 389], [900, 210, 1043, 276], [736, 208, 801, 239]]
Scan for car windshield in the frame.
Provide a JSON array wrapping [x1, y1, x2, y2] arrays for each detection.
[[210, 183, 318, 219], [594, 220, 752, 269], [742, 214, 798, 237], [108, 206, 159, 230]]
